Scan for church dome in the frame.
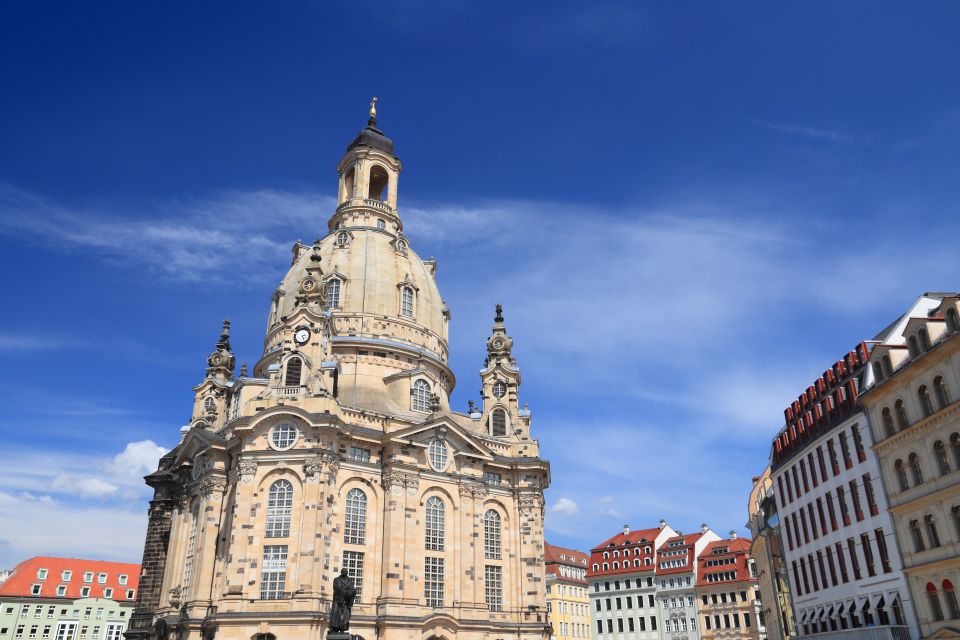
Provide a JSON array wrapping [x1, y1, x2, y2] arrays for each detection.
[[271, 228, 446, 342]]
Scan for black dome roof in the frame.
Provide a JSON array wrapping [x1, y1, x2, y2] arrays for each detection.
[[347, 117, 394, 154]]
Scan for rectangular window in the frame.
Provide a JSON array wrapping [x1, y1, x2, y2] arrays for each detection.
[[424, 557, 444, 608], [777, 476, 788, 505], [61, 571, 72, 582], [29, 627, 37, 639], [807, 452, 819, 487], [861, 533, 876, 577], [616, 597, 622, 609], [617, 619, 623, 633], [852, 425, 867, 462], [348, 447, 371, 462], [639, 617, 646, 631], [837, 486, 851, 526], [80, 588, 90, 598], [828, 440, 840, 475], [97, 574, 106, 585], [483, 471, 501, 486], [651, 617, 657, 631], [83, 573, 92, 584], [825, 546, 838, 587], [648, 595, 654, 608], [791, 560, 802, 595], [792, 513, 802, 548], [807, 503, 819, 540], [847, 538, 862, 580], [825, 491, 838, 530], [54, 625, 76, 640], [849, 480, 864, 521], [816, 446, 828, 481], [95, 610, 102, 621], [745, 613, 752, 628], [485, 565, 502, 612], [800, 557, 811, 594], [863, 474, 879, 516], [16, 627, 24, 640], [342, 551, 364, 600], [595, 600, 601, 612], [800, 509, 810, 545], [808, 553, 819, 591], [835, 543, 849, 583], [83, 610, 91, 621], [875, 528, 892, 573], [816, 498, 828, 536], [799, 459, 810, 492], [628, 618, 634, 632], [705, 617, 711, 630], [816, 551, 827, 590], [104, 625, 124, 640], [596, 621, 602, 635], [37, 569, 48, 581], [125, 590, 135, 600], [839, 432, 853, 469], [260, 545, 288, 600], [43, 627, 51, 639], [102, 590, 112, 600], [791, 466, 801, 499]]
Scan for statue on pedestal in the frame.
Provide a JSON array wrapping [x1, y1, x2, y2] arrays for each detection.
[[328, 569, 356, 636]]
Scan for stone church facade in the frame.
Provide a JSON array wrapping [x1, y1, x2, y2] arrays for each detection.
[[125, 106, 551, 640]]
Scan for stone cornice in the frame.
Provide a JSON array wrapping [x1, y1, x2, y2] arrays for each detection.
[[873, 401, 960, 454]]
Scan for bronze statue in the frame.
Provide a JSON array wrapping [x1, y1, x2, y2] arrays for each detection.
[[329, 569, 356, 634]]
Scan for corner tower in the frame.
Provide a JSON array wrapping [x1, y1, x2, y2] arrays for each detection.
[[126, 103, 551, 640]]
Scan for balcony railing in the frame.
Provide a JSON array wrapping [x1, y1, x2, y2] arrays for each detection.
[[273, 386, 302, 398]]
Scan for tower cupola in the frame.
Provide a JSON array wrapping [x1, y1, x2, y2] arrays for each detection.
[[331, 98, 403, 233]]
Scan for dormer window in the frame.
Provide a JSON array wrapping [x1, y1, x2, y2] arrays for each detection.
[[882, 354, 893, 376], [920, 328, 932, 352], [873, 362, 885, 382], [948, 308, 960, 333], [97, 573, 107, 584], [908, 335, 920, 358], [401, 286, 414, 318], [411, 379, 431, 413], [37, 569, 47, 580], [327, 277, 342, 308], [61, 571, 72, 582], [83, 572, 92, 583]]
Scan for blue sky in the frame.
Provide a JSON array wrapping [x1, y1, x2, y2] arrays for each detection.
[[2, 1, 960, 567]]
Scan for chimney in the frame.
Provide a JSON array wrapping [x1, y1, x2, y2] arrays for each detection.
[[730, 530, 738, 540], [659, 519, 667, 530], [700, 523, 708, 534], [623, 524, 630, 536]]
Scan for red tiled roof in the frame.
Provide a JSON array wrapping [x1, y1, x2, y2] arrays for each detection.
[[545, 542, 589, 568], [587, 527, 661, 578], [592, 527, 660, 551], [695, 538, 756, 587], [0, 557, 140, 603], [655, 532, 702, 575]]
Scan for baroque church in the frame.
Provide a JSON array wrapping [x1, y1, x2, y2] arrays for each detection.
[[125, 103, 551, 640]]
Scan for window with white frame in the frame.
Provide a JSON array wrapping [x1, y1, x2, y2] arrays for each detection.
[[424, 557, 444, 608], [270, 423, 298, 450], [425, 496, 445, 551], [102, 589, 112, 599], [401, 286, 414, 317], [484, 510, 502, 560], [266, 480, 293, 538], [97, 574, 106, 585], [83, 573, 92, 583], [327, 277, 342, 308], [260, 546, 288, 600], [56, 586, 66, 597], [341, 551, 364, 600], [182, 504, 199, 594], [485, 565, 503, 611], [31, 585, 41, 596], [103, 625, 124, 640], [411, 379, 431, 412], [483, 471, 501, 486], [344, 488, 367, 545], [37, 569, 48, 580], [376, 219, 385, 230], [61, 571, 72, 582], [335, 231, 350, 247], [125, 590, 135, 600], [348, 447, 371, 462], [427, 438, 448, 471], [54, 624, 76, 640]]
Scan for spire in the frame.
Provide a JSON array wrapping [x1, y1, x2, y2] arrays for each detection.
[[369, 96, 378, 127], [485, 303, 515, 366], [206, 319, 236, 380]]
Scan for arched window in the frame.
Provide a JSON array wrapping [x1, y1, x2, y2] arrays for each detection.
[[919, 386, 935, 417], [411, 379, 431, 412], [182, 503, 200, 594], [895, 459, 909, 491], [952, 434, 960, 469], [284, 357, 302, 386], [895, 400, 910, 430], [944, 580, 960, 619], [873, 362, 885, 382], [368, 165, 389, 201], [613, 561, 619, 569], [203, 396, 215, 412], [327, 277, 342, 308], [908, 336, 920, 358], [400, 286, 414, 317], [425, 496, 445, 551], [882, 355, 893, 377], [266, 480, 293, 538], [948, 308, 960, 333], [920, 328, 932, 352], [634, 559, 640, 567], [484, 510, 501, 560], [935, 441, 951, 475], [909, 453, 924, 486], [342, 167, 356, 202], [910, 520, 926, 552], [935, 376, 951, 409], [344, 488, 367, 545], [376, 219, 385, 230], [928, 582, 945, 621], [925, 514, 942, 548], [491, 409, 507, 437], [882, 408, 896, 437]]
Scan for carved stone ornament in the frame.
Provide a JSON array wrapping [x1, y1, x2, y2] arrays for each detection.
[[237, 458, 257, 485], [303, 456, 324, 482], [518, 492, 545, 516], [168, 586, 183, 608], [459, 480, 488, 501], [321, 449, 340, 485], [382, 469, 419, 496], [196, 475, 227, 499]]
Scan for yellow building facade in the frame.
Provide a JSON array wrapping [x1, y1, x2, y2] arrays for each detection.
[[125, 106, 551, 640], [544, 544, 590, 640]]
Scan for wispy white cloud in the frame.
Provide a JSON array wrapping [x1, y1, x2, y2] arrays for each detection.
[[549, 497, 581, 516], [752, 120, 854, 143]]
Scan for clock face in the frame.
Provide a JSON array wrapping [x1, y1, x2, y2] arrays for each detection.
[[302, 278, 316, 292], [492, 338, 504, 349], [295, 329, 310, 345]]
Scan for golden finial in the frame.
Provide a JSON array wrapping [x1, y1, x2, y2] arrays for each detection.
[[369, 96, 378, 118]]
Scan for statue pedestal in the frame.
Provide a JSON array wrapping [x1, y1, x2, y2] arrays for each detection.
[[327, 633, 352, 640]]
